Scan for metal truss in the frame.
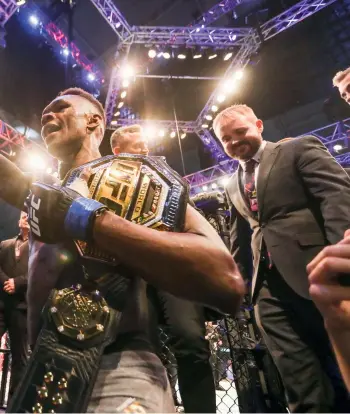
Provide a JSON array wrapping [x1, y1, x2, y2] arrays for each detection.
[[184, 118, 350, 192], [0, 119, 26, 153], [189, 0, 244, 28], [0, 0, 17, 27], [89, 0, 132, 43], [261, 0, 338, 41], [128, 26, 252, 48], [110, 119, 198, 133]]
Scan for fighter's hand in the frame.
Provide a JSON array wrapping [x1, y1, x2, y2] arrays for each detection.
[[26, 182, 107, 244], [307, 230, 350, 330], [3, 279, 15, 294]]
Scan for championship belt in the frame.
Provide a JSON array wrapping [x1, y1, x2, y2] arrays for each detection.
[[8, 155, 188, 414]]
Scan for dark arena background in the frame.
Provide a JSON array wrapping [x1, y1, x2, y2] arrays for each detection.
[[0, 0, 349, 412]]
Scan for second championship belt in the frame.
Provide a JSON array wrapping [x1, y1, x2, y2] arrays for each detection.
[[8, 155, 188, 414]]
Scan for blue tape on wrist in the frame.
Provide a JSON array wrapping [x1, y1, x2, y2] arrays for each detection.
[[64, 197, 105, 240]]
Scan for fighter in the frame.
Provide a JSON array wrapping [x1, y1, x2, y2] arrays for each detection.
[[4, 88, 244, 413]]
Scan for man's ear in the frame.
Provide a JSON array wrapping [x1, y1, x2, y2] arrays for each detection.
[[256, 119, 264, 133], [112, 145, 120, 155], [87, 114, 103, 133]]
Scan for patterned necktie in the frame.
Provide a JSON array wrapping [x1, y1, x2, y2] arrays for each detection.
[[243, 159, 258, 215]]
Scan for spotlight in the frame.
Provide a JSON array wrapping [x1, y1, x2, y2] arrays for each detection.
[[16, 0, 26, 6], [217, 94, 226, 103], [220, 176, 230, 187], [193, 53, 202, 59], [28, 153, 46, 170], [235, 70, 244, 80], [29, 15, 39, 27], [115, 22, 121, 29], [148, 49, 157, 59], [177, 53, 186, 60], [52, 171, 59, 178], [334, 144, 343, 152], [62, 48, 69, 57], [158, 129, 165, 137], [157, 52, 163, 58], [163, 52, 171, 59], [202, 185, 208, 191], [170, 131, 176, 138], [223, 52, 233, 61], [87, 73, 95, 81], [205, 115, 213, 121], [223, 79, 237, 93], [145, 126, 156, 139], [117, 102, 124, 108], [46, 167, 52, 174], [114, 111, 120, 117], [202, 123, 209, 129], [121, 91, 127, 99], [122, 79, 130, 88], [211, 105, 218, 112], [208, 53, 217, 60], [120, 64, 134, 78], [181, 132, 187, 139], [211, 183, 217, 189], [111, 120, 118, 126]]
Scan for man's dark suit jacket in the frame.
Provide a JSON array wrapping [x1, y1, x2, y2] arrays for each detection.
[[225, 136, 350, 301], [0, 236, 28, 308]]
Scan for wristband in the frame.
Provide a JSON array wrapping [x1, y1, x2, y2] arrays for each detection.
[[64, 197, 107, 241]]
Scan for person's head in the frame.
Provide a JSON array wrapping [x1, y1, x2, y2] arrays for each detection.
[[278, 137, 294, 143], [213, 104, 263, 161], [41, 87, 106, 160], [333, 67, 350, 105], [110, 125, 149, 156], [18, 211, 29, 232]]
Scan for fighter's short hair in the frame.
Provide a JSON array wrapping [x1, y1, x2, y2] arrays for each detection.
[[58, 87, 106, 127], [213, 104, 258, 137], [110, 124, 142, 150], [332, 67, 350, 87], [278, 137, 294, 143]]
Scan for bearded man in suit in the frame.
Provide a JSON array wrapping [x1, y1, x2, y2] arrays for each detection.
[[213, 104, 350, 412]]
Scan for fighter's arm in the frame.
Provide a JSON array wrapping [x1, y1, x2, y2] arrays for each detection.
[[296, 135, 350, 244], [92, 204, 245, 315]]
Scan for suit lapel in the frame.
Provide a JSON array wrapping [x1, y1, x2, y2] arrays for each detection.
[[257, 142, 281, 222]]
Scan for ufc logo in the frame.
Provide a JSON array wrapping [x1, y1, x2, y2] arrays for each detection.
[[29, 195, 41, 237]]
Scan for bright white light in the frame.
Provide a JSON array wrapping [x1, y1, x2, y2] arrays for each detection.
[[46, 167, 52, 174], [157, 52, 163, 58], [193, 53, 202, 59], [29, 15, 39, 27], [181, 132, 187, 139], [235, 70, 244, 80], [158, 129, 165, 137], [122, 79, 130, 88], [202, 123, 209, 129], [224, 52, 233, 61], [117, 102, 124, 109], [163, 52, 171, 59], [121, 91, 127, 99], [334, 144, 343, 152], [148, 49, 157, 59], [28, 154, 46, 170], [223, 79, 237, 93], [62, 48, 69, 56], [115, 22, 121, 29], [170, 131, 176, 138], [205, 115, 213, 121], [202, 185, 208, 191], [177, 54, 186, 60], [217, 94, 226, 103], [196, 27, 201, 32], [208, 53, 217, 60], [53, 171, 59, 178], [16, 0, 26, 5], [114, 111, 120, 117], [220, 176, 230, 187], [87, 73, 96, 81], [211, 105, 218, 112], [211, 183, 217, 189], [111, 120, 118, 126], [120, 64, 134, 79], [144, 126, 156, 139]]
